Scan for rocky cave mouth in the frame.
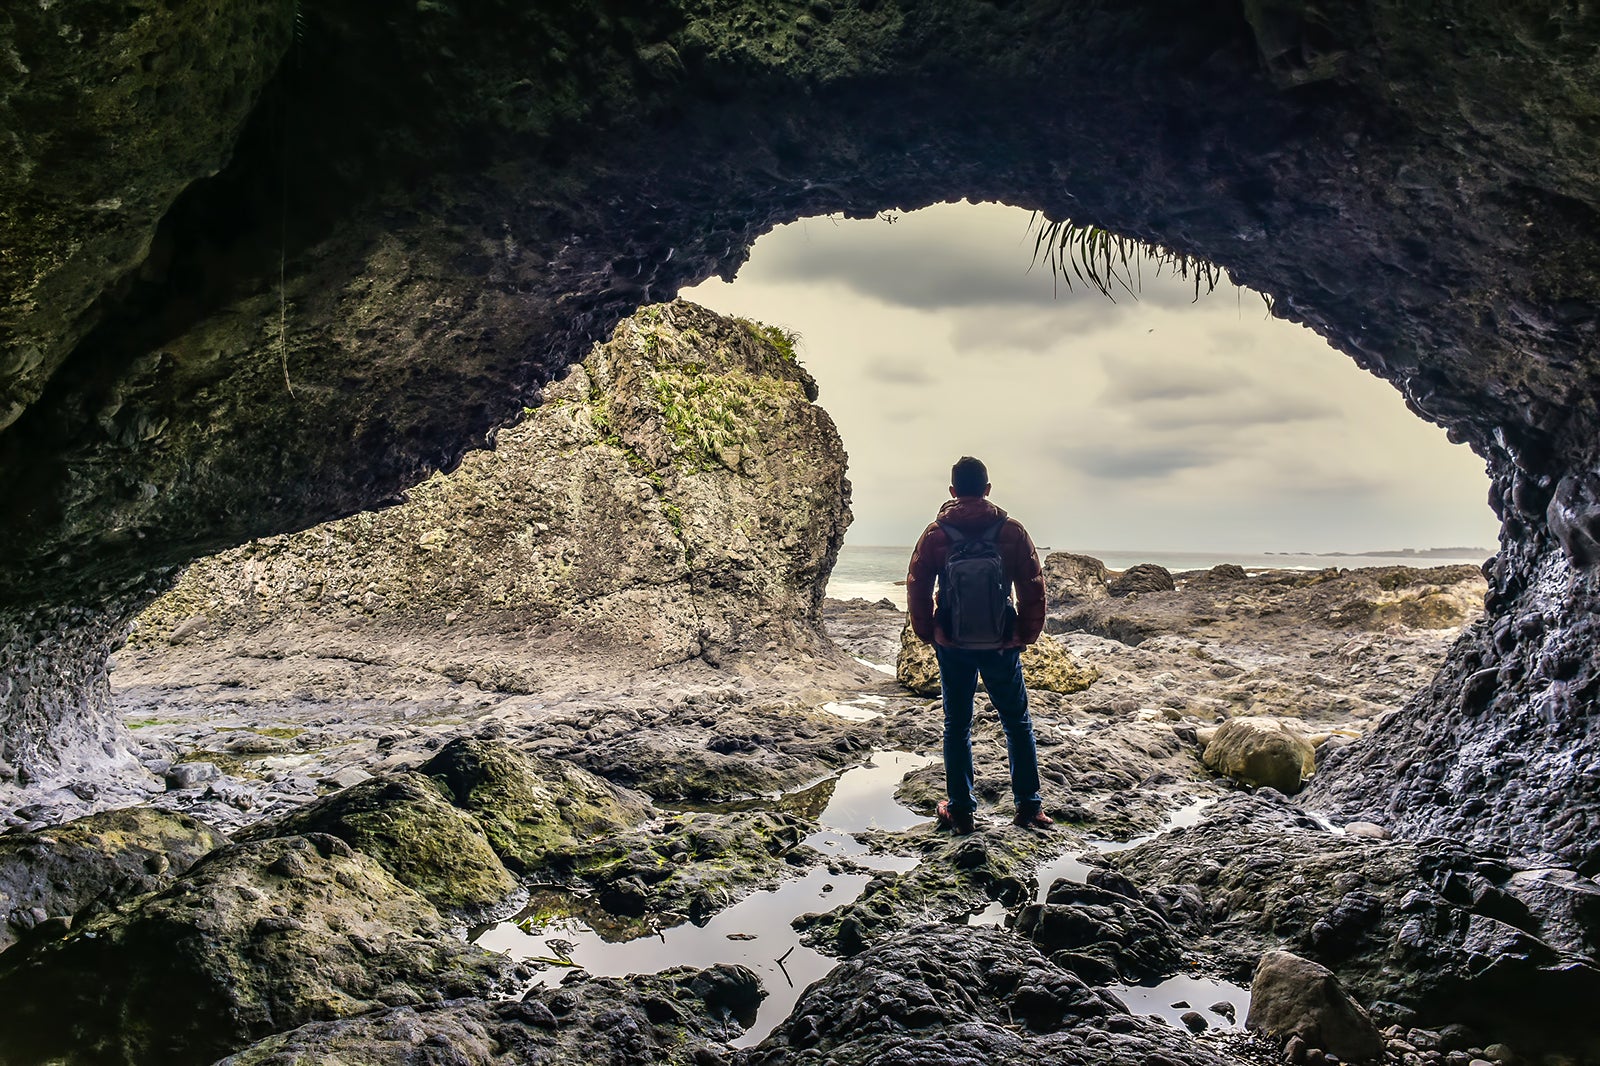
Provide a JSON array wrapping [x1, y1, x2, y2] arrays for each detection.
[[5, 2, 1600, 1062]]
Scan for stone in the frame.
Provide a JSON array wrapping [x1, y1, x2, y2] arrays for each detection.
[[1015, 881, 1183, 981], [749, 924, 1233, 1065], [1109, 563, 1177, 597], [1202, 716, 1317, 793], [165, 761, 222, 790], [1248, 950, 1385, 1064], [0, 834, 517, 1066], [896, 625, 1099, 697], [1042, 552, 1111, 605], [318, 766, 373, 790], [234, 771, 518, 915], [217, 967, 761, 1065], [420, 737, 650, 873], [1344, 822, 1390, 840], [0, 807, 222, 954]]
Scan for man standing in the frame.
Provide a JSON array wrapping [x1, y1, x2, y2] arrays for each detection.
[[907, 456, 1050, 834]]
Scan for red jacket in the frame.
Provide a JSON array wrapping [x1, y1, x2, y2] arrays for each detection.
[[907, 497, 1047, 648]]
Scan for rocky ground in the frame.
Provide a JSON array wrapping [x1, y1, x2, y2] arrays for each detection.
[[6, 555, 1594, 1064]]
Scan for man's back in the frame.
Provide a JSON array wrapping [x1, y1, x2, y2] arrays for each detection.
[[906, 496, 1046, 650]]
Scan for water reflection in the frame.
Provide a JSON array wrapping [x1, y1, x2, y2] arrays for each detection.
[[1108, 973, 1250, 1031], [474, 749, 932, 1046]]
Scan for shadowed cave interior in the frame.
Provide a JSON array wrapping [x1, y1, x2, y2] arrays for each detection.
[[3, 2, 1600, 1063]]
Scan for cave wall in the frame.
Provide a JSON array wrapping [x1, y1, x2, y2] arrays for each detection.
[[2, 1, 1600, 862]]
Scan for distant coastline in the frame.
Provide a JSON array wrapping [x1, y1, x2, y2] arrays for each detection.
[[1270, 546, 1494, 559]]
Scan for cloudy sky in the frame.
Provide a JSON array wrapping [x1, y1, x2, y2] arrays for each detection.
[[682, 202, 1499, 554]]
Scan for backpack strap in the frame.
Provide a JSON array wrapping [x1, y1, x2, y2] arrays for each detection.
[[937, 521, 966, 544], [977, 519, 1006, 544]]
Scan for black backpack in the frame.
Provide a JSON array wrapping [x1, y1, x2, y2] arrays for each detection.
[[936, 519, 1017, 649]]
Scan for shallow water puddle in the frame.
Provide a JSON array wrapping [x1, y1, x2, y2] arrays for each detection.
[[1029, 796, 1216, 904], [476, 867, 875, 1047], [1108, 973, 1250, 1032], [803, 748, 931, 870], [818, 693, 889, 722], [475, 749, 931, 1045]]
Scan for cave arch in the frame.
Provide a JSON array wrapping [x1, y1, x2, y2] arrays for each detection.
[[3, 3, 1600, 868]]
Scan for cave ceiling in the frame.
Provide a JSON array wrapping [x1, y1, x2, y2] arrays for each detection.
[[2, 0, 1598, 608]]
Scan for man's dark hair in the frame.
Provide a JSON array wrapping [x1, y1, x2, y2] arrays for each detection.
[[951, 456, 989, 497]]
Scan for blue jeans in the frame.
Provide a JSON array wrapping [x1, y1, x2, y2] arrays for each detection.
[[935, 645, 1042, 816]]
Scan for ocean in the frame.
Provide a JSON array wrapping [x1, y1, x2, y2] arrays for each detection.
[[825, 544, 1493, 609]]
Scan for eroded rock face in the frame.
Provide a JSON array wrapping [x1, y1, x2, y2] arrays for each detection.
[[1113, 793, 1600, 1052], [133, 300, 849, 670], [3, 2, 1600, 866]]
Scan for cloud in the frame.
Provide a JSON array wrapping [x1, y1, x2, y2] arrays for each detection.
[[1139, 396, 1338, 432], [864, 358, 936, 386], [1101, 362, 1246, 404], [1054, 439, 1228, 482]]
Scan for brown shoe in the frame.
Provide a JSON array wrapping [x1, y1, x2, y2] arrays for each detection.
[[1013, 807, 1054, 830], [937, 799, 978, 836]]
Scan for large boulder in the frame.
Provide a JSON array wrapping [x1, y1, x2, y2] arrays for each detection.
[[234, 772, 517, 914], [1201, 716, 1316, 793], [218, 965, 763, 1065], [0, 806, 222, 954], [1042, 552, 1111, 605], [0, 834, 519, 1066], [748, 924, 1234, 1066], [1247, 950, 1385, 1063], [1108, 563, 1176, 597], [419, 737, 651, 873], [1015, 881, 1184, 983], [896, 626, 1099, 697], [132, 301, 851, 667]]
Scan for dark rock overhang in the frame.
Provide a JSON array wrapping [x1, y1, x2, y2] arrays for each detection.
[[2, 1, 1600, 864]]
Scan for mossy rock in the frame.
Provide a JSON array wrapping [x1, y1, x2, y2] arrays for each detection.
[[896, 625, 1100, 697], [235, 772, 517, 914], [0, 806, 223, 954], [0, 834, 516, 1066], [420, 737, 651, 873], [1201, 716, 1316, 793]]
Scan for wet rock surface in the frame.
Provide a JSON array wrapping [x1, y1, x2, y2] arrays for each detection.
[[419, 737, 652, 874], [1, 556, 1596, 1062], [740, 925, 1243, 1066], [0, 805, 221, 954], [233, 771, 520, 917], [0, 833, 521, 1066], [219, 967, 763, 1066], [1113, 792, 1600, 1058]]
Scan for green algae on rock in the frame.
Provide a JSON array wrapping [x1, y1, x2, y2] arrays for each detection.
[[419, 737, 651, 873], [0, 805, 222, 954], [894, 625, 1099, 698], [553, 810, 812, 939], [0, 833, 519, 1066], [234, 772, 518, 915]]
